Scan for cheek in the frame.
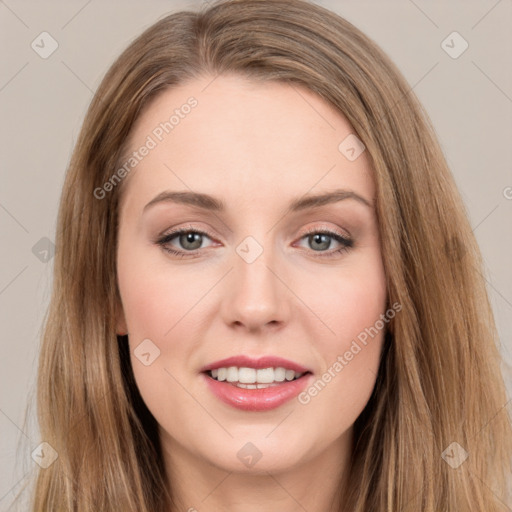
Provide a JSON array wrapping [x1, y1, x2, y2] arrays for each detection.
[[334, 276, 386, 348], [116, 244, 197, 389], [117, 255, 204, 427], [304, 249, 387, 353], [295, 250, 387, 418], [117, 244, 205, 340]]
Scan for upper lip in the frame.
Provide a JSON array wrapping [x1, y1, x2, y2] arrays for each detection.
[[200, 355, 312, 374]]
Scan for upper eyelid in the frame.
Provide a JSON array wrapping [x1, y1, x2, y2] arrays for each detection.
[[160, 226, 217, 242], [300, 224, 351, 239]]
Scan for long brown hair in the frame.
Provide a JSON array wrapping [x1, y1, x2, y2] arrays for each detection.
[[23, 0, 512, 510]]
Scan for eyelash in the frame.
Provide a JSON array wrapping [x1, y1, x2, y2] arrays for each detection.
[[155, 225, 353, 260]]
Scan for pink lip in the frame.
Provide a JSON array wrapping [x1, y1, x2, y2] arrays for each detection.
[[200, 355, 311, 374], [202, 372, 313, 411]]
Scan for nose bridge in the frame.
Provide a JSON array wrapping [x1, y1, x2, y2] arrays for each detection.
[[222, 232, 288, 330]]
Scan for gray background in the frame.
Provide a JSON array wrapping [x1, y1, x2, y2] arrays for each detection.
[[1, 1, 511, 509]]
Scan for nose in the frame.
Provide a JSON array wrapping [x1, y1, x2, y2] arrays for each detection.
[[220, 240, 290, 332]]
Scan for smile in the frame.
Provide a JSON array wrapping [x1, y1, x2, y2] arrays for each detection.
[[202, 361, 313, 411], [207, 366, 306, 388]]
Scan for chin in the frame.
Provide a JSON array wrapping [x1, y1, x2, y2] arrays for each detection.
[[196, 430, 317, 474]]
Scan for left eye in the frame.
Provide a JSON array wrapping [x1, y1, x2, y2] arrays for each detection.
[[292, 228, 354, 259], [295, 231, 352, 253]]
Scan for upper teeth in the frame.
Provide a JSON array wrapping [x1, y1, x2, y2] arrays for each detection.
[[210, 366, 303, 383]]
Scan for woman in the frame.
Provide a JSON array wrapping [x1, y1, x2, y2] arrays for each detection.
[[29, 0, 512, 510]]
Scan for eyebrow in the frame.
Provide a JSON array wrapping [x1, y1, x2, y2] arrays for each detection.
[[142, 188, 373, 214]]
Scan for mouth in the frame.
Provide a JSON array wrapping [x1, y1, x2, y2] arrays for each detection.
[[200, 356, 313, 411]]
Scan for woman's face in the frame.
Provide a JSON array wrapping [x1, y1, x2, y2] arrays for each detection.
[[116, 74, 387, 476]]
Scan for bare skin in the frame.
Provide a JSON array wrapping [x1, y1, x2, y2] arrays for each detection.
[[116, 74, 387, 512]]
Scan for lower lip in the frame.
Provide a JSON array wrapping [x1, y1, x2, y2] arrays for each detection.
[[202, 372, 313, 411]]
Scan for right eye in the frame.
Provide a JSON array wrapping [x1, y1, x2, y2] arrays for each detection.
[[156, 227, 217, 258]]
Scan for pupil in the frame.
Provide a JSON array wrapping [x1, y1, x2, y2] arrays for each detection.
[[311, 233, 329, 251], [181, 232, 202, 250]]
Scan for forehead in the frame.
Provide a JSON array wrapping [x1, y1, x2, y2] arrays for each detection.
[[118, 74, 375, 216]]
